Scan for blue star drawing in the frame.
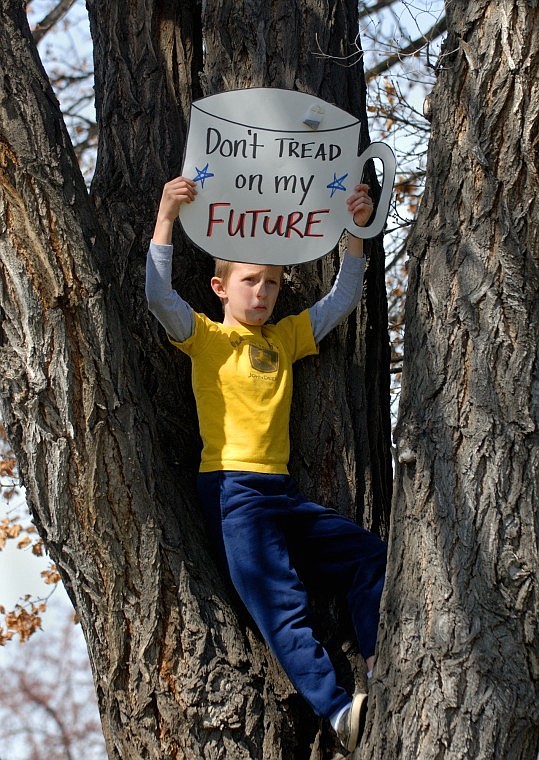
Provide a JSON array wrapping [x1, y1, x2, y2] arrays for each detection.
[[326, 172, 349, 198], [193, 163, 215, 188]]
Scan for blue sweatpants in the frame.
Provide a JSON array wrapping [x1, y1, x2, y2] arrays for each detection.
[[197, 471, 387, 720]]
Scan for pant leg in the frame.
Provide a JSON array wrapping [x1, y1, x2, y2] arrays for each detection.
[[197, 471, 351, 720], [285, 481, 387, 661]]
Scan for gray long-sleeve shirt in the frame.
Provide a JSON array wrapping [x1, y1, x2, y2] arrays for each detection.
[[145, 242, 365, 344]]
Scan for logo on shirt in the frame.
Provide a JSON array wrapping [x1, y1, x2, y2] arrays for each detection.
[[249, 345, 279, 373]]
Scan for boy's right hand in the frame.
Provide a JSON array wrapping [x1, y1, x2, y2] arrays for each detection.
[[153, 176, 197, 245], [159, 176, 197, 221]]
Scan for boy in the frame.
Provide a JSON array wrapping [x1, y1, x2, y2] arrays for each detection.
[[146, 176, 387, 753]]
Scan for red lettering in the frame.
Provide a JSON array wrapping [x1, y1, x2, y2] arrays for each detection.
[[246, 209, 272, 237], [263, 214, 286, 236], [207, 203, 230, 236], [305, 209, 330, 237], [206, 205, 331, 240], [228, 210, 246, 237], [285, 211, 305, 238]]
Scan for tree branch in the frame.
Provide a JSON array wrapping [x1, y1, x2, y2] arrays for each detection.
[[32, 0, 77, 45], [365, 14, 447, 80], [19, 678, 75, 760], [358, 0, 399, 21]]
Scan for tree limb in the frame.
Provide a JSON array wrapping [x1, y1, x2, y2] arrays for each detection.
[[365, 14, 447, 80], [32, 0, 77, 45], [358, 0, 399, 21]]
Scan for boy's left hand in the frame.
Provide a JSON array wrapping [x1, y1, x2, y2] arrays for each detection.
[[347, 184, 373, 228]]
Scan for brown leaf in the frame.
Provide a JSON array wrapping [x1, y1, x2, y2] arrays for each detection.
[[41, 567, 61, 585], [17, 535, 32, 550]]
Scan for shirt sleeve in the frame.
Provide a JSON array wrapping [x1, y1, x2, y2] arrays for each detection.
[[308, 253, 366, 343], [275, 309, 319, 363], [168, 311, 212, 357], [145, 241, 194, 342]]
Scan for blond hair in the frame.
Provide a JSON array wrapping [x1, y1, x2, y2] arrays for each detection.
[[213, 259, 285, 285], [213, 258, 235, 284]]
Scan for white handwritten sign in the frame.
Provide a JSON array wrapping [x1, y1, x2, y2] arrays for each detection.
[[180, 88, 395, 265]]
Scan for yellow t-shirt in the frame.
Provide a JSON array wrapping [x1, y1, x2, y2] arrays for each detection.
[[170, 309, 318, 474]]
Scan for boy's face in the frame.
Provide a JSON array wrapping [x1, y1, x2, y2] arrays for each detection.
[[211, 263, 283, 327]]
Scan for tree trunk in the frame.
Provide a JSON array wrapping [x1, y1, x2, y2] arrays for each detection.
[[1, 1, 392, 757], [361, 2, 539, 758]]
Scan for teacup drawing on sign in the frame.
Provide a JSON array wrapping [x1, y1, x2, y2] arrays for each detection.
[[180, 88, 395, 265]]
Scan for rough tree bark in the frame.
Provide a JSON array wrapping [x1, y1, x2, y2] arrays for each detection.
[[0, 1, 392, 758], [361, 2, 539, 759]]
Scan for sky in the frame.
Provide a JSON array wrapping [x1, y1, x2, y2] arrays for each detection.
[[0, 488, 73, 647], [0, 533, 52, 611]]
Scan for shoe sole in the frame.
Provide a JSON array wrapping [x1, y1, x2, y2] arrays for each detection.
[[346, 692, 368, 751]]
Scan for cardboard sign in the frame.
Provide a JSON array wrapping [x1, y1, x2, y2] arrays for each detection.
[[180, 88, 395, 265]]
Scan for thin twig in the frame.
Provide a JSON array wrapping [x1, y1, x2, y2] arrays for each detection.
[[365, 15, 447, 80]]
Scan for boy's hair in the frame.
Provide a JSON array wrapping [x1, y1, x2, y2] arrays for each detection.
[[213, 258, 285, 285], [213, 258, 235, 284]]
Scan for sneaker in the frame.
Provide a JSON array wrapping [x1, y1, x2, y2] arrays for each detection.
[[336, 692, 368, 752]]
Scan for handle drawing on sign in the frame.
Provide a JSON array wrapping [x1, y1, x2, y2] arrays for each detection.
[[348, 142, 396, 240]]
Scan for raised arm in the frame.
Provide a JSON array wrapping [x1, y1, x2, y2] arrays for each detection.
[[309, 184, 373, 343], [345, 183, 373, 259], [152, 176, 197, 244], [146, 177, 197, 342]]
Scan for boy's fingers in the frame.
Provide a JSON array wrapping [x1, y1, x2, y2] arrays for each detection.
[[167, 176, 196, 191], [347, 195, 373, 213], [167, 177, 197, 199], [347, 185, 371, 205], [357, 194, 373, 205]]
